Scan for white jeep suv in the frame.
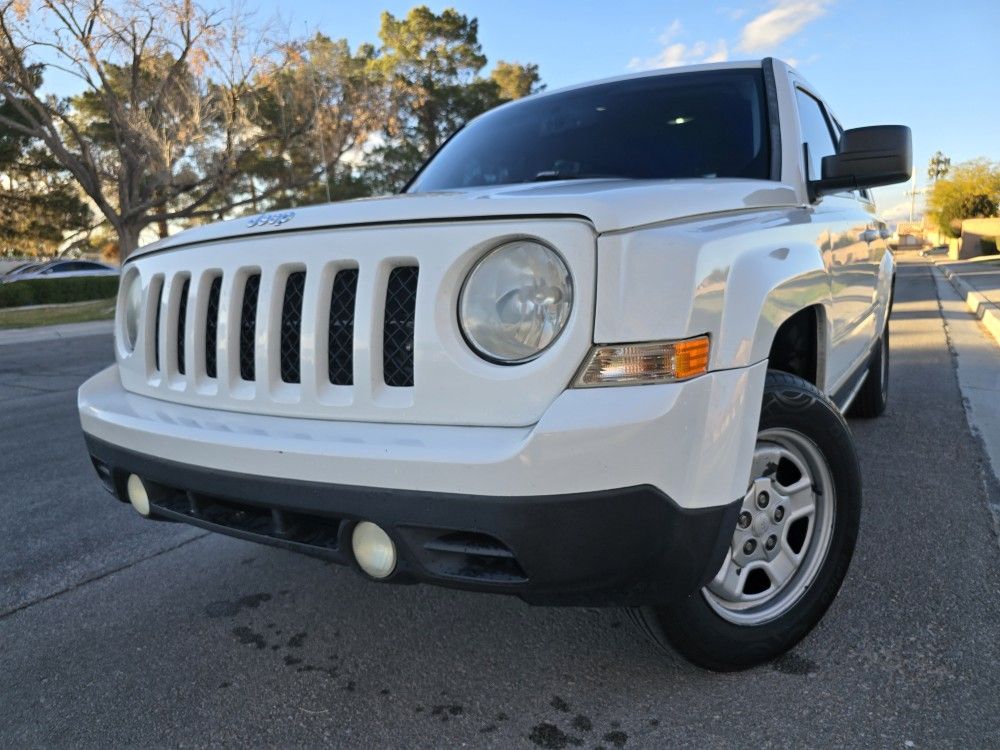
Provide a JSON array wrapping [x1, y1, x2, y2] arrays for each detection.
[[79, 58, 911, 671]]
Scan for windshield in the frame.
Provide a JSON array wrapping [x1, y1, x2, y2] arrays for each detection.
[[409, 68, 771, 192]]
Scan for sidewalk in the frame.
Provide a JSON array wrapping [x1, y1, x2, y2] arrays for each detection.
[[0, 319, 113, 346], [937, 255, 1000, 348]]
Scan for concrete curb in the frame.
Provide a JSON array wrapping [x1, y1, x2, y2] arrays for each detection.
[[938, 266, 1000, 347], [0, 319, 113, 346]]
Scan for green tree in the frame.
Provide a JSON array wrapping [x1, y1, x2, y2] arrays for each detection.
[[361, 6, 542, 194], [926, 159, 1000, 237], [491, 61, 544, 100], [376, 6, 487, 154], [236, 35, 382, 212], [0, 70, 91, 255]]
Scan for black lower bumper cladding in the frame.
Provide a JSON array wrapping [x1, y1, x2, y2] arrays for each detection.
[[85, 435, 740, 607]]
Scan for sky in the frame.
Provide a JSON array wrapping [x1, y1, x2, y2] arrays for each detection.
[[273, 0, 1000, 221]]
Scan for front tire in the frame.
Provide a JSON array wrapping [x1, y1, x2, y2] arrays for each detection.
[[630, 371, 861, 671]]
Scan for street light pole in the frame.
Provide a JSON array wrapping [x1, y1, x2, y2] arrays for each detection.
[[908, 168, 917, 223]]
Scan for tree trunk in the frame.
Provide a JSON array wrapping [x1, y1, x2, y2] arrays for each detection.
[[249, 174, 259, 213], [157, 219, 169, 238], [116, 223, 143, 261]]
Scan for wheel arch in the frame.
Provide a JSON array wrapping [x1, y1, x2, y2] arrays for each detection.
[[710, 240, 832, 376], [765, 303, 828, 387]]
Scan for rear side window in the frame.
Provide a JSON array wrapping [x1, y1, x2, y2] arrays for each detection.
[[795, 89, 837, 181]]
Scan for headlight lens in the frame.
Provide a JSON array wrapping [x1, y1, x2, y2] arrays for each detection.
[[121, 271, 142, 352], [459, 241, 573, 363]]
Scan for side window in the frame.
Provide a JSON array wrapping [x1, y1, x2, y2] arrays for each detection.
[[795, 88, 838, 181]]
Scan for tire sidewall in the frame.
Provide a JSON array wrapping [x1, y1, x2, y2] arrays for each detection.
[[879, 325, 890, 404]]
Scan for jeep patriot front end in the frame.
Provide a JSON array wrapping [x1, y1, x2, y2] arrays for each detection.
[[80, 59, 911, 670]]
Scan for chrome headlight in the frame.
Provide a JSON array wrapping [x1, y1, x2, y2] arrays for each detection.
[[459, 240, 573, 363], [120, 270, 142, 352]]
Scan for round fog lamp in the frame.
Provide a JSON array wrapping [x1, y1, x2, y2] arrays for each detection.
[[126, 474, 151, 517], [351, 521, 397, 579]]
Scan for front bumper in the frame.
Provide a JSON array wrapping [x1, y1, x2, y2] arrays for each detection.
[[79, 361, 765, 605], [87, 435, 740, 605]]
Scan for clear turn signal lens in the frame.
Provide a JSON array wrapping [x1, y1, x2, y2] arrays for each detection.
[[573, 336, 710, 387]]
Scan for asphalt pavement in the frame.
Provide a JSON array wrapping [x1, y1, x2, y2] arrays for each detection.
[[2, 259, 999, 748]]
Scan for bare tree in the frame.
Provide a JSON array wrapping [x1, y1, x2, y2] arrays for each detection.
[[0, 0, 347, 257]]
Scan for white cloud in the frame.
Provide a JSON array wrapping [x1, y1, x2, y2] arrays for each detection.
[[704, 39, 730, 63], [737, 1, 830, 53], [878, 200, 915, 222], [658, 19, 683, 45], [628, 36, 729, 71]]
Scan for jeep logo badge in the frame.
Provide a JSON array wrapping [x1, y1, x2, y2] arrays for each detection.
[[247, 211, 295, 229]]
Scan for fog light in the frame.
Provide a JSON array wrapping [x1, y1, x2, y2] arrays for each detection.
[[351, 521, 397, 579], [126, 474, 151, 517]]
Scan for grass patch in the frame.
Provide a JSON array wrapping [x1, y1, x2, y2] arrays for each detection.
[[0, 298, 116, 329]]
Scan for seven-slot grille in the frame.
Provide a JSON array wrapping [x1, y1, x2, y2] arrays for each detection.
[[153, 265, 417, 389]]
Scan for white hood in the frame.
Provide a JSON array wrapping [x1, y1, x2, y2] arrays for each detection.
[[132, 178, 798, 258]]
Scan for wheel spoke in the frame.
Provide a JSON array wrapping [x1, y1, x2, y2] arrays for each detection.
[[710, 556, 746, 601], [749, 443, 783, 483], [765, 547, 798, 589], [780, 477, 816, 520]]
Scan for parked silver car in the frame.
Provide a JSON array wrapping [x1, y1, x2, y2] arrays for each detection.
[[1, 259, 119, 284], [0, 261, 43, 279]]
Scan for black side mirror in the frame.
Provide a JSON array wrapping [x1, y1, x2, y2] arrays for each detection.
[[811, 125, 912, 199]]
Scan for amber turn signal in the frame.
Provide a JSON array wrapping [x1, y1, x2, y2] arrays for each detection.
[[573, 336, 710, 387]]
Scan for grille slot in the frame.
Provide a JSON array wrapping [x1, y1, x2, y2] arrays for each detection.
[[239, 274, 260, 381], [205, 276, 222, 379], [279, 271, 306, 384], [154, 281, 163, 371], [176, 278, 190, 375], [328, 268, 358, 385], [383, 266, 418, 387]]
